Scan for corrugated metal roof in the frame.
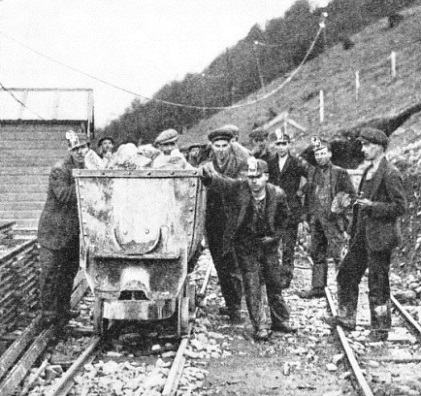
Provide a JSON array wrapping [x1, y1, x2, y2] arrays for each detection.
[[0, 88, 94, 121]]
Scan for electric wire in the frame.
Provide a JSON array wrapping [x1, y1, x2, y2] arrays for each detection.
[[0, 25, 323, 111]]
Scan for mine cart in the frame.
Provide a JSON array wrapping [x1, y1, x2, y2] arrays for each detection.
[[73, 169, 206, 336]]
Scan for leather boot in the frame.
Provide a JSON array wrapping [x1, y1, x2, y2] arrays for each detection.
[[298, 288, 325, 299]]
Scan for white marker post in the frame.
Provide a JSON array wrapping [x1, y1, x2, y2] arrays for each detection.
[[355, 71, 360, 101], [391, 51, 396, 79], [319, 89, 324, 124]]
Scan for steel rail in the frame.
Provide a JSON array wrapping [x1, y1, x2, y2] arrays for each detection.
[[0, 328, 55, 395], [45, 336, 101, 396], [391, 294, 421, 336], [0, 275, 89, 395], [161, 261, 213, 396], [324, 287, 374, 396]]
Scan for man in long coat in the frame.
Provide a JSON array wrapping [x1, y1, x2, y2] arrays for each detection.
[[266, 130, 309, 288], [204, 126, 248, 323], [325, 128, 406, 341], [299, 138, 355, 298], [38, 130, 89, 331], [202, 158, 291, 340]]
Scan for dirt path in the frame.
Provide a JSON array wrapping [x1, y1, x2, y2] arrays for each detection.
[[190, 251, 354, 396]]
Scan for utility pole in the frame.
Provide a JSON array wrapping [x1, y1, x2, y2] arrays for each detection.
[[200, 73, 207, 118], [253, 41, 265, 92], [225, 48, 234, 105]]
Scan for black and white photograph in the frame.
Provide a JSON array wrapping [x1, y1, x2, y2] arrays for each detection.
[[0, 0, 420, 395]]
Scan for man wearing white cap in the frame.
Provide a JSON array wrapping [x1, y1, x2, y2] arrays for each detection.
[[202, 157, 292, 340], [38, 130, 89, 334], [266, 129, 309, 289]]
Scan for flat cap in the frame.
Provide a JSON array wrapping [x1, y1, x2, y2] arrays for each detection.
[[274, 128, 290, 143], [97, 136, 115, 147], [208, 125, 236, 142], [247, 157, 269, 177], [358, 127, 388, 148], [249, 127, 269, 140], [66, 130, 90, 150], [155, 128, 179, 145]]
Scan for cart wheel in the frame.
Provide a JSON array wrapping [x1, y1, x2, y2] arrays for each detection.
[[93, 297, 109, 337], [177, 297, 190, 337]]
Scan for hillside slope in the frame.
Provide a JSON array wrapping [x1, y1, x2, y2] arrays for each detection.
[[184, 2, 421, 153]]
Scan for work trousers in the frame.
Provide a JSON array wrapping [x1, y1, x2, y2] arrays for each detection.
[[280, 219, 300, 287], [337, 226, 392, 330], [206, 221, 242, 313], [235, 238, 289, 331], [310, 215, 345, 290], [39, 238, 80, 320]]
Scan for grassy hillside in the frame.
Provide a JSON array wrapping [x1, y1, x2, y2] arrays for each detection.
[[184, 2, 421, 153]]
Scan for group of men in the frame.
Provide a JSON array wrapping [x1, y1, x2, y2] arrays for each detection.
[[37, 123, 406, 343], [198, 124, 406, 342]]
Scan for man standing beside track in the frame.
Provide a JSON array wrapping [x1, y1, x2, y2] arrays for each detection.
[[299, 138, 355, 299], [204, 125, 248, 324], [266, 129, 309, 289], [202, 158, 291, 340], [38, 130, 89, 333], [325, 128, 406, 341]]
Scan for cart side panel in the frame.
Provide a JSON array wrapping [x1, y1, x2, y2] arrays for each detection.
[[75, 174, 203, 300]]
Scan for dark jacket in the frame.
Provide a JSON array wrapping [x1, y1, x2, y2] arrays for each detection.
[[304, 162, 355, 220], [267, 153, 309, 222], [205, 147, 248, 226], [354, 157, 406, 251], [38, 154, 81, 250], [206, 176, 290, 255]]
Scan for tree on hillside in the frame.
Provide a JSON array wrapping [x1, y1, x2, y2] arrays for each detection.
[[99, 0, 418, 143]]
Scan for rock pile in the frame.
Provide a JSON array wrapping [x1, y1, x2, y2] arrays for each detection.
[[85, 143, 194, 171]]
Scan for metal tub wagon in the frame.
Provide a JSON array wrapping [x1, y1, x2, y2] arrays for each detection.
[[73, 168, 206, 336]]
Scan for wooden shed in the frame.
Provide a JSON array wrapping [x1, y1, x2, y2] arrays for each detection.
[[0, 88, 94, 230]]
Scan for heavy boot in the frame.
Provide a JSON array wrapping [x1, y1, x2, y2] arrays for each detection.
[[299, 262, 327, 299], [369, 298, 391, 341], [323, 304, 357, 331]]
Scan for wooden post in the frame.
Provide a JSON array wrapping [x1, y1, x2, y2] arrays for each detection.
[[391, 51, 396, 79], [355, 71, 360, 101], [319, 90, 324, 124], [253, 41, 266, 92]]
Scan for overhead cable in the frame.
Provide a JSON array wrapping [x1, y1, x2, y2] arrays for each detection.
[[0, 25, 322, 111]]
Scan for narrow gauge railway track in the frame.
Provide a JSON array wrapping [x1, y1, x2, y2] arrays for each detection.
[[9, 258, 213, 396], [325, 285, 421, 396], [0, 272, 89, 396]]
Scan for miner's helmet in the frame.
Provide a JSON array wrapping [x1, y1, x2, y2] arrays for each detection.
[[66, 130, 90, 150], [274, 128, 290, 144], [311, 136, 331, 152], [247, 157, 269, 177]]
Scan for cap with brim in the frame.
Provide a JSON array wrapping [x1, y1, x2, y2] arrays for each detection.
[[188, 143, 201, 150], [155, 128, 179, 145], [66, 130, 90, 150], [247, 157, 268, 177], [249, 127, 269, 140], [357, 127, 388, 148], [97, 136, 115, 147], [208, 127, 234, 143]]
